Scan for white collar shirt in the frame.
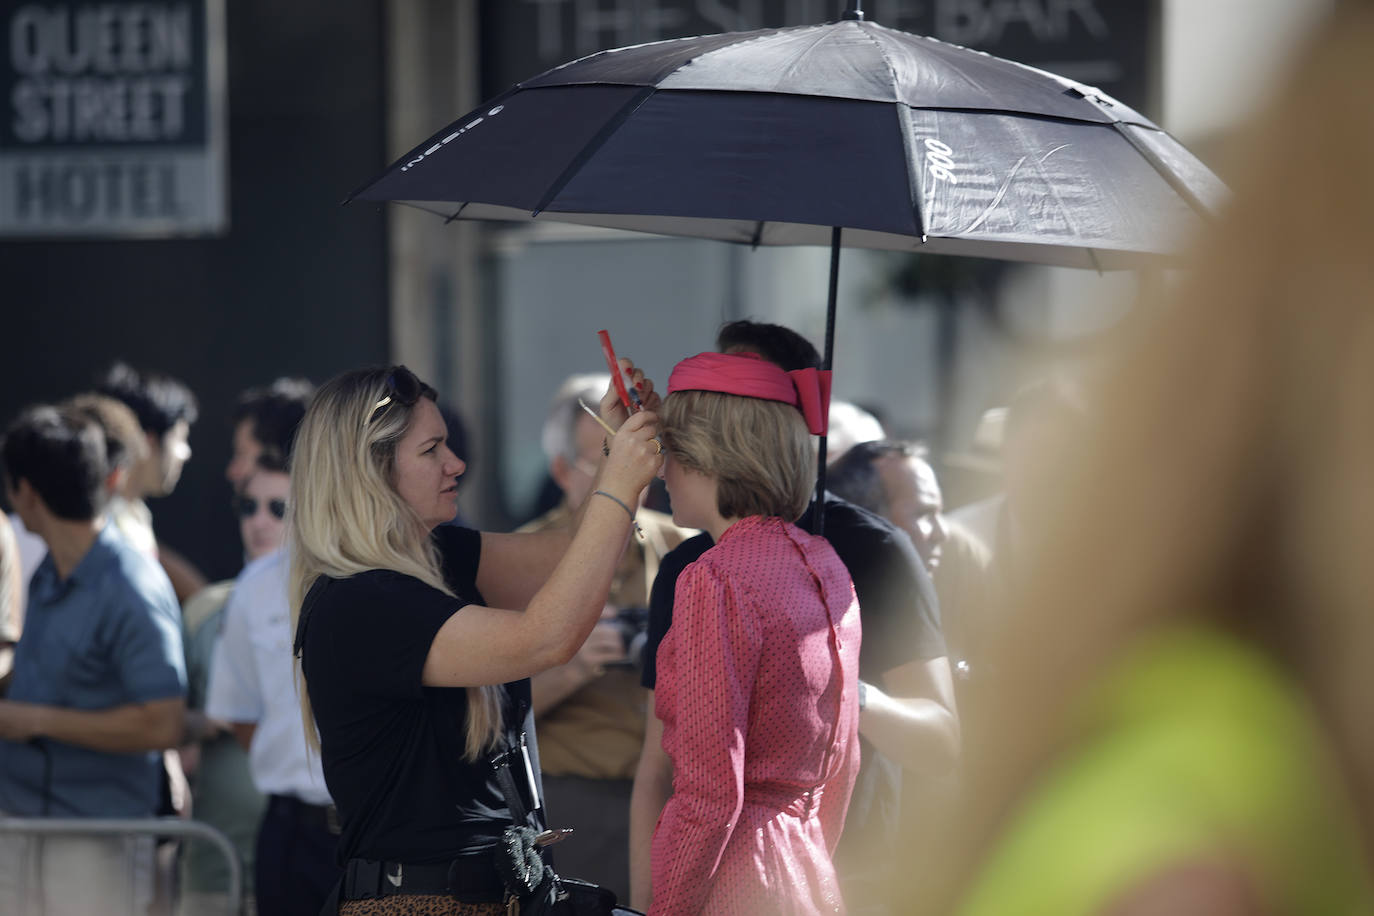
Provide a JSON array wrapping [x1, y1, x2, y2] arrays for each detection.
[[205, 549, 331, 805]]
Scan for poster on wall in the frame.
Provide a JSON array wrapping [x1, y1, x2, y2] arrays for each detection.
[[0, 0, 227, 237]]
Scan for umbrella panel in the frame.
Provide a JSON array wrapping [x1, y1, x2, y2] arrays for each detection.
[[1118, 124, 1229, 213], [866, 24, 1150, 123], [909, 110, 1215, 254], [550, 92, 920, 237], [356, 85, 648, 212], [522, 28, 775, 89], [525, 20, 1148, 126], [650, 22, 914, 104]]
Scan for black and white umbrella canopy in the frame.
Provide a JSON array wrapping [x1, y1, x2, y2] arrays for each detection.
[[352, 17, 1225, 270]]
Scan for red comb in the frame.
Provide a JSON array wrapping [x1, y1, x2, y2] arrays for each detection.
[[598, 330, 638, 412]]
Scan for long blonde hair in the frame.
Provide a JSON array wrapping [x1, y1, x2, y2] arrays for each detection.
[[913, 6, 1374, 909], [288, 367, 503, 761]]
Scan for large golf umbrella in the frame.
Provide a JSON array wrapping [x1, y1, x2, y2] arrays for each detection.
[[350, 2, 1224, 525], [352, 7, 1222, 263]]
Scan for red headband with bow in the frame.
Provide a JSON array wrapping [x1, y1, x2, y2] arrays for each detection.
[[666, 352, 831, 435]]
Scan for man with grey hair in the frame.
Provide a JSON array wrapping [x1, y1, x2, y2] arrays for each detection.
[[539, 374, 615, 512], [824, 401, 887, 466], [827, 440, 947, 574], [521, 373, 693, 901]]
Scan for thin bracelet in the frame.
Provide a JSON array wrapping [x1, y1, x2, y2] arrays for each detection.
[[592, 489, 644, 539]]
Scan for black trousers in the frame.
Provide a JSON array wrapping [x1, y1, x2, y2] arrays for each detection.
[[256, 794, 345, 916], [539, 774, 632, 902]]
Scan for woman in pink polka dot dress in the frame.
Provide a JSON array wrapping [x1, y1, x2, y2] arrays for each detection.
[[648, 352, 862, 916]]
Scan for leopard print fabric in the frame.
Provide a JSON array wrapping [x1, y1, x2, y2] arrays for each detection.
[[339, 896, 505, 915]]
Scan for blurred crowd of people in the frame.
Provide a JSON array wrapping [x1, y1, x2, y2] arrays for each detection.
[[0, 322, 1005, 916], [3, 3, 1374, 914], [0, 368, 328, 915]]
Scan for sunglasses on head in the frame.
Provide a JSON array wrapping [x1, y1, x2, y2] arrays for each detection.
[[365, 366, 435, 427], [235, 496, 287, 521]]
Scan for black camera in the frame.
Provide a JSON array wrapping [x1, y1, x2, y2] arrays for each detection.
[[607, 606, 650, 670]]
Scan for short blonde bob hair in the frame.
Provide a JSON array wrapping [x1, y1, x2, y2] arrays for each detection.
[[662, 388, 815, 523], [289, 366, 502, 761]]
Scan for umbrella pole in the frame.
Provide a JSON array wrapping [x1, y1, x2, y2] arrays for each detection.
[[813, 227, 842, 536]]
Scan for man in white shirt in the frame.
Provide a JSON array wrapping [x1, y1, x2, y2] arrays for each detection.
[[205, 548, 340, 916]]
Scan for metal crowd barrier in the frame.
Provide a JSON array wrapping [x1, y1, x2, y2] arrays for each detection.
[[0, 815, 243, 914]]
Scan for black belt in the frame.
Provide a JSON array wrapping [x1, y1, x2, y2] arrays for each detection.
[[266, 793, 342, 836], [341, 855, 505, 902]]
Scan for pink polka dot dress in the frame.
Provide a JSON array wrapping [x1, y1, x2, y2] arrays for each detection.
[[650, 515, 862, 915]]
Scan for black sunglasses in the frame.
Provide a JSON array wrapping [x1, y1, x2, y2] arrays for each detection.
[[365, 366, 435, 427], [235, 496, 287, 521]]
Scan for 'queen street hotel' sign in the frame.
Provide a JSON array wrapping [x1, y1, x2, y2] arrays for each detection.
[[0, 0, 227, 237]]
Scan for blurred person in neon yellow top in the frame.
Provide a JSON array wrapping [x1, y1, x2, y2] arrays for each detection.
[[908, 5, 1374, 913], [956, 624, 1373, 915]]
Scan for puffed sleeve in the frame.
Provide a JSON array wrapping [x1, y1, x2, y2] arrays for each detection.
[[649, 558, 762, 916], [642, 534, 711, 691]]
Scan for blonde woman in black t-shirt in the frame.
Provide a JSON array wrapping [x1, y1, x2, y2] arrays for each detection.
[[288, 365, 662, 915]]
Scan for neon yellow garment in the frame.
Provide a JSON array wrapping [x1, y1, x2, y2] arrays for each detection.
[[957, 625, 1374, 915]]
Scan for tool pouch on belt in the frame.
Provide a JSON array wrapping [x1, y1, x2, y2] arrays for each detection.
[[489, 732, 630, 916]]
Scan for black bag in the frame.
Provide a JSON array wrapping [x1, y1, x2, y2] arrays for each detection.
[[552, 878, 621, 916], [490, 735, 640, 916]]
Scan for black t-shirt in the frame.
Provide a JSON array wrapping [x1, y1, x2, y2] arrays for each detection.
[[642, 492, 945, 690], [640, 493, 945, 884], [300, 526, 532, 866]]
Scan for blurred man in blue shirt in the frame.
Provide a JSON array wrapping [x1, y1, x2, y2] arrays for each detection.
[[0, 404, 186, 915]]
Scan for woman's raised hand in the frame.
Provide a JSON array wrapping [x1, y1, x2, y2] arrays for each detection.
[[600, 408, 663, 503], [599, 357, 660, 431]]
